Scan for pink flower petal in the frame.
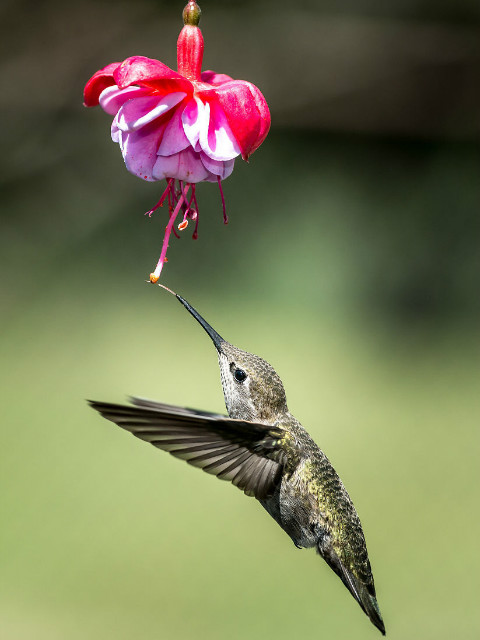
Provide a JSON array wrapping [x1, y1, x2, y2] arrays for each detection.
[[118, 120, 168, 181], [201, 70, 233, 86], [199, 100, 240, 162], [99, 85, 153, 115], [206, 80, 271, 160], [113, 56, 192, 95], [181, 97, 208, 151], [157, 105, 190, 156], [200, 152, 235, 180], [152, 148, 210, 183], [83, 62, 121, 107], [111, 114, 121, 143], [116, 92, 186, 132]]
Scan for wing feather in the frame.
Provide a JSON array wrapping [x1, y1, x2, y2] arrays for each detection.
[[89, 399, 285, 500]]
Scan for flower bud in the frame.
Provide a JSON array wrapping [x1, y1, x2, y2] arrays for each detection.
[[183, 1, 201, 26]]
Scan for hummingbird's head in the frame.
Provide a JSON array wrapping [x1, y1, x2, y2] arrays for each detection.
[[216, 342, 288, 422], [173, 290, 288, 423]]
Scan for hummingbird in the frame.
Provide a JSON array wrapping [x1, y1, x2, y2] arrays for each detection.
[[89, 285, 385, 635]]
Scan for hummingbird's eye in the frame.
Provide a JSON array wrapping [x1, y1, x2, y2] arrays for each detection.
[[233, 368, 247, 384]]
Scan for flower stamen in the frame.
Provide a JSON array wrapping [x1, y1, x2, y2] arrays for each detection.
[[192, 190, 200, 239], [149, 183, 190, 283], [217, 176, 228, 225], [186, 187, 196, 213], [145, 178, 174, 217]]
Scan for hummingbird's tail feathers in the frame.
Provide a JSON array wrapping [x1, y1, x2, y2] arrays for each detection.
[[319, 544, 386, 635], [88, 400, 284, 500], [349, 577, 385, 635], [364, 591, 385, 636]]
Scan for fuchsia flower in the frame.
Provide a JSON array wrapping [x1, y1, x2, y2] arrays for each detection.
[[84, 1, 270, 282]]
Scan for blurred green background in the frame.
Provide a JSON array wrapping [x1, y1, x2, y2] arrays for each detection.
[[1, 0, 480, 638]]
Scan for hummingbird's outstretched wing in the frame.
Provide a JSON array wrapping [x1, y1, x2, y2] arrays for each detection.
[[130, 397, 226, 419], [88, 399, 285, 500]]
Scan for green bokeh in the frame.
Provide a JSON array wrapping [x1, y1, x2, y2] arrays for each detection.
[[2, 269, 480, 639]]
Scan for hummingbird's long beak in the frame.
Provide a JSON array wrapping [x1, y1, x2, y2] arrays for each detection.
[[175, 294, 225, 352]]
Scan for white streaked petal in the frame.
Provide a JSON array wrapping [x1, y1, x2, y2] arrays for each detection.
[[181, 97, 208, 150], [99, 85, 152, 115], [199, 101, 241, 161], [117, 92, 186, 132]]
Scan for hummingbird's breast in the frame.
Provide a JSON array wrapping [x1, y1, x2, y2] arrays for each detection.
[[260, 455, 328, 549], [261, 418, 364, 554], [259, 420, 324, 549]]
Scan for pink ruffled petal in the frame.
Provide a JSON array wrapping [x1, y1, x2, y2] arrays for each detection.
[[200, 152, 235, 180], [99, 85, 153, 115], [157, 105, 190, 156], [152, 148, 210, 183], [181, 97, 208, 151], [113, 56, 192, 95], [206, 80, 271, 160], [118, 120, 168, 181], [111, 114, 121, 143], [83, 62, 121, 107], [199, 100, 240, 162], [201, 70, 233, 86], [116, 92, 186, 132]]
